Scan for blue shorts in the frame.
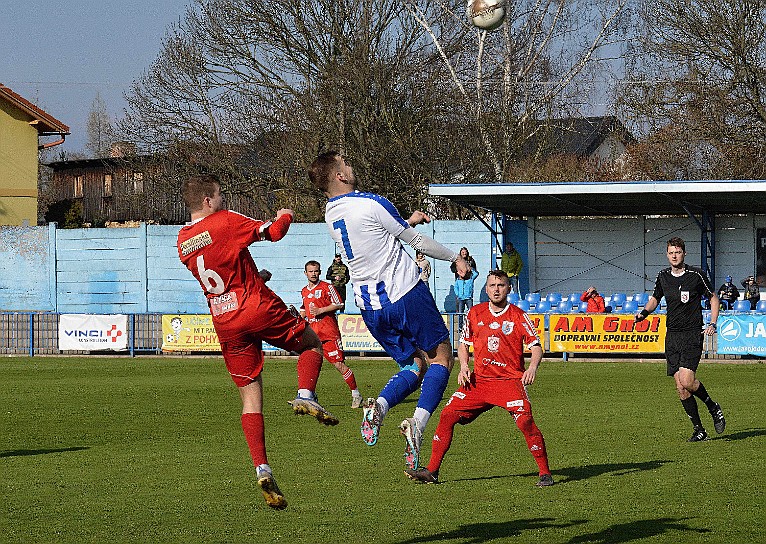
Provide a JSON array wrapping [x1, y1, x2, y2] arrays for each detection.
[[361, 280, 449, 364]]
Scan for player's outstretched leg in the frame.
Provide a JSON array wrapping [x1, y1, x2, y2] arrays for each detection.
[[256, 464, 287, 510]]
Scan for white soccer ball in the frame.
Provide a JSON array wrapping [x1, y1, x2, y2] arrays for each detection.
[[467, 0, 506, 31]]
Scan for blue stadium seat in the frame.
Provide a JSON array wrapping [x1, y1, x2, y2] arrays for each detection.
[[622, 300, 638, 314], [507, 292, 520, 304], [525, 293, 541, 304], [610, 293, 627, 308], [568, 293, 580, 304], [634, 293, 649, 305], [514, 300, 530, 312], [547, 293, 562, 305], [535, 300, 551, 313], [733, 300, 751, 312], [756, 300, 766, 313], [578, 301, 589, 312], [556, 301, 573, 313]]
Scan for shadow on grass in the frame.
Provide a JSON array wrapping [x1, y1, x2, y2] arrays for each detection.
[[710, 428, 766, 442], [396, 518, 588, 544], [566, 517, 709, 543], [0, 446, 89, 458], [454, 460, 672, 484]]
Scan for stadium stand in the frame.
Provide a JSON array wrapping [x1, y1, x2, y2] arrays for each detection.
[[514, 300, 531, 312], [622, 300, 638, 314], [610, 293, 627, 308], [507, 292, 520, 304], [525, 292, 541, 305], [535, 300, 551, 313], [756, 300, 766, 313], [733, 300, 752, 312], [634, 293, 649, 305], [547, 293, 562, 305]]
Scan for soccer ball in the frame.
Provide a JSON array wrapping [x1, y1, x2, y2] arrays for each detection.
[[467, 0, 506, 31]]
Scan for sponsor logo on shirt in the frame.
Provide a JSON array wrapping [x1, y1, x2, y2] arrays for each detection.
[[210, 291, 239, 316], [489, 322, 500, 329], [179, 231, 213, 256], [482, 357, 507, 368]]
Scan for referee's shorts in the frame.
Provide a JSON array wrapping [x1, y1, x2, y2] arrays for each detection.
[[664, 329, 703, 376]]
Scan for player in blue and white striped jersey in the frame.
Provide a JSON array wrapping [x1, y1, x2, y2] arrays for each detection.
[[309, 151, 470, 472]]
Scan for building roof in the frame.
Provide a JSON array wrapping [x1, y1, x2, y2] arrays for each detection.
[[429, 180, 766, 217], [525, 115, 635, 157], [0, 83, 70, 135]]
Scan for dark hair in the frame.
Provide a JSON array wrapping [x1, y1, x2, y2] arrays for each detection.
[[182, 174, 219, 212], [304, 260, 321, 270], [487, 269, 510, 282], [667, 237, 685, 251], [308, 151, 342, 192]]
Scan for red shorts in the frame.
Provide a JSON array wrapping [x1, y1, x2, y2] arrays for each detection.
[[219, 302, 307, 387], [441, 377, 532, 424], [322, 338, 345, 364]]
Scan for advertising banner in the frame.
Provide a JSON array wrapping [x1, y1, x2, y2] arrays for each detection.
[[161, 314, 281, 352], [548, 314, 666, 353], [338, 314, 383, 352], [526, 314, 547, 352], [59, 314, 128, 351], [716, 314, 766, 356], [162, 314, 221, 352]]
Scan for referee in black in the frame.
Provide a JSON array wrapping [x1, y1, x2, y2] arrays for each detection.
[[636, 237, 726, 441]]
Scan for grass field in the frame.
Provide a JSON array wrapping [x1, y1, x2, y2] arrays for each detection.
[[1, 356, 764, 544]]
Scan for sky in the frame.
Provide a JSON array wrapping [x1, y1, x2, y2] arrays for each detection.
[[0, 0, 192, 156]]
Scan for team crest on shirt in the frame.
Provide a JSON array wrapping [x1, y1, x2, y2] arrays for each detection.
[[680, 290, 690, 303], [314, 289, 322, 297], [502, 321, 514, 335], [487, 335, 500, 352]]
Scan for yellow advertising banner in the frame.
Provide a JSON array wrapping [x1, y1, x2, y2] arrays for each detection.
[[526, 314, 547, 352], [548, 314, 666, 353], [162, 314, 221, 351], [338, 314, 384, 352]]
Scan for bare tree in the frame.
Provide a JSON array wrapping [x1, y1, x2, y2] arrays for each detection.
[[617, 0, 766, 180], [405, 0, 628, 182], [85, 93, 116, 158]]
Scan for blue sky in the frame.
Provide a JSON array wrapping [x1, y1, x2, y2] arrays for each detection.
[[0, 0, 191, 155]]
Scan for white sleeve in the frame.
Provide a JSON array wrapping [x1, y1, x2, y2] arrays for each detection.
[[397, 227, 459, 262]]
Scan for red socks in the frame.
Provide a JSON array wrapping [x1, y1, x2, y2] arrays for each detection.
[[342, 368, 358, 391], [296, 349, 323, 391], [241, 412, 267, 467]]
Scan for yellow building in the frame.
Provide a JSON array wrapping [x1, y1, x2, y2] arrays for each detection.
[[0, 84, 69, 226]]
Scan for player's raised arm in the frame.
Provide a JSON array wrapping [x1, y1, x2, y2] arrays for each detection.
[[262, 209, 295, 242], [407, 210, 432, 227], [396, 227, 471, 277]]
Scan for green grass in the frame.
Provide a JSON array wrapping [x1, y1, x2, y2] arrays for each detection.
[[1, 356, 764, 544]]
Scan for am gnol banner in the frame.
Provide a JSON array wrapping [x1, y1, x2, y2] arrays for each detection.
[[59, 314, 128, 351], [716, 314, 766, 356], [548, 314, 666, 353]]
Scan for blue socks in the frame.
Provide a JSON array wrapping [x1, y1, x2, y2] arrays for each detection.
[[379, 369, 420, 409], [417, 364, 450, 414]]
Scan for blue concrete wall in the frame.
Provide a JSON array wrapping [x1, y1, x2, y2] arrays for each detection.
[[0, 221, 490, 314]]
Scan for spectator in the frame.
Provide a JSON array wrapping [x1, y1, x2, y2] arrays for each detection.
[[450, 247, 477, 279], [500, 242, 523, 293], [580, 286, 606, 313], [454, 267, 480, 329], [415, 251, 431, 284], [741, 275, 762, 310], [717, 275, 739, 310], [326, 253, 350, 302]]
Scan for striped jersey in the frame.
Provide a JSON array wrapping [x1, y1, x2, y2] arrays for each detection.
[[324, 191, 420, 310]]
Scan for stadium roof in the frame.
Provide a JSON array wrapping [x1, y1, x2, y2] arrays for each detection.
[[429, 180, 766, 217]]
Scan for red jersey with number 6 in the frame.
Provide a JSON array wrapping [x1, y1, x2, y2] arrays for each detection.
[[177, 209, 284, 341], [460, 302, 541, 380], [301, 281, 343, 341]]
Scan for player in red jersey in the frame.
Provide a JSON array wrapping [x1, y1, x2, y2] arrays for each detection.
[[405, 270, 554, 487], [177, 174, 338, 510], [300, 260, 363, 408]]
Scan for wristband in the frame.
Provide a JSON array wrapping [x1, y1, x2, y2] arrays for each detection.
[[709, 323, 717, 330], [639, 309, 650, 318]]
